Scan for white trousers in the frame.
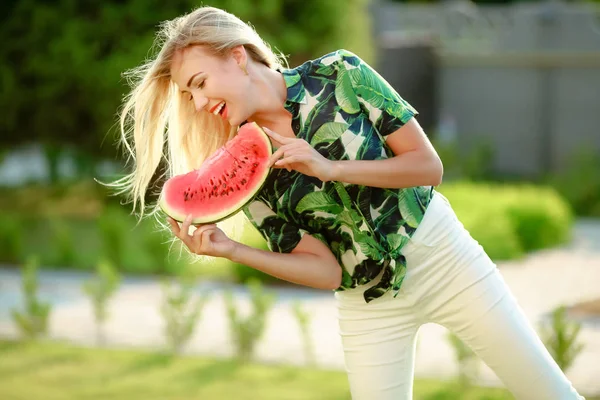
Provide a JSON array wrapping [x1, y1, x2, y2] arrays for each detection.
[[335, 191, 584, 400]]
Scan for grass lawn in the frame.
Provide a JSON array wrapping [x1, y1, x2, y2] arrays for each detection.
[[0, 339, 518, 400]]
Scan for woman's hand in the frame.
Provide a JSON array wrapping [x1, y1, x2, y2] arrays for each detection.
[[264, 127, 337, 182], [167, 215, 238, 259]]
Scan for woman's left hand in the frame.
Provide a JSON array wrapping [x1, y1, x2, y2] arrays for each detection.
[[264, 127, 337, 182]]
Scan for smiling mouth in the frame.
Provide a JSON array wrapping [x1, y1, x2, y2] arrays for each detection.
[[210, 101, 226, 116]]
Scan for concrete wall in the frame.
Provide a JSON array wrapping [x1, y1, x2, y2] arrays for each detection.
[[370, 1, 600, 178]]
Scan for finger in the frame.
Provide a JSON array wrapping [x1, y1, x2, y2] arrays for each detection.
[[192, 224, 217, 238], [200, 229, 214, 251], [263, 127, 295, 145], [167, 217, 180, 235], [179, 214, 194, 241], [269, 143, 300, 166], [275, 154, 306, 167]]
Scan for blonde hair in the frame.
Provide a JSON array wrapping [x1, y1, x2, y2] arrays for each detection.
[[106, 6, 286, 241]]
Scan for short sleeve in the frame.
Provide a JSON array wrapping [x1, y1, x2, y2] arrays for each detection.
[[338, 49, 418, 137], [242, 199, 307, 254]]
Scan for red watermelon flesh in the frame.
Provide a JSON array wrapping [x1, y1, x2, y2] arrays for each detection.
[[159, 122, 272, 224]]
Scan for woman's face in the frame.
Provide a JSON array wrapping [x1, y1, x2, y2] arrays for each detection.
[[170, 45, 251, 126]]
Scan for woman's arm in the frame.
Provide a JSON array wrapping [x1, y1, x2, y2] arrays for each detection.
[[328, 118, 443, 188], [231, 233, 342, 290], [266, 118, 443, 189], [168, 216, 342, 290]]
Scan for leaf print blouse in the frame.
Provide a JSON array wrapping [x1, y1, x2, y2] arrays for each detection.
[[241, 49, 434, 303]]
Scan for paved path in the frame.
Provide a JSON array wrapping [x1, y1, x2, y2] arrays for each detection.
[[1, 220, 599, 395]]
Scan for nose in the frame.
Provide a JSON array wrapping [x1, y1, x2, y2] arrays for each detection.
[[192, 92, 208, 112]]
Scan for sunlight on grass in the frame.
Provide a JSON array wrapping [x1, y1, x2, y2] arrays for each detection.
[[0, 339, 519, 400]]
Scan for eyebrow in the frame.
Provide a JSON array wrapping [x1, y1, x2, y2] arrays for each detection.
[[186, 72, 203, 88]]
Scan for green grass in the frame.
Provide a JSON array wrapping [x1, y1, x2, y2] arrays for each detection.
[[0, 339, 520, 400]]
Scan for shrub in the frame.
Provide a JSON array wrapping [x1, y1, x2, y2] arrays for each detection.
[[82, 259, 122, 345], [539, 305, 585, 373], [49, 219, 77, 267], [11, 256, 52, 340], [292, 301, 316, 366], [160, 272, 208, 355], [230, 222, 280, 285], [446, 332, 480, 392], [0, 214, 24, 264], [548, 148, 600, 217], [224, 279, 275, 362], [439, 181, 573, 260]]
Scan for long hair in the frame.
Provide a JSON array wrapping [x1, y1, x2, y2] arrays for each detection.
[[106, 6, 286, 245]]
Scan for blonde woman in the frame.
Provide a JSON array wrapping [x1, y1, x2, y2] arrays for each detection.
[[113, 6, 584, 400]]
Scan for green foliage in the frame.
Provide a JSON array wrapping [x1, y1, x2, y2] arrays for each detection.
[[160, 271, 208, 355], [49, 219, 77, 267], [82, 259, 122, 345], [434, 139, 496, 182], [224, 279, 275, 362], [548, 148, 600, 217], [0, 214, 24, 264], [446, 332, 479, 392], [439, 182, 574, 260], [97, 205, 130, 268], [231, 223, 279, 284], [11, 256, 52, 340], [291, 301, 316, 366], [539, 306, 585, 373], [0, 339, 523, 400], [0, 0, 373, 163]]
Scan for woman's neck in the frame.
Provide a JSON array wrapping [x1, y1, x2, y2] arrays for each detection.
[[246, 64, 292, 133]]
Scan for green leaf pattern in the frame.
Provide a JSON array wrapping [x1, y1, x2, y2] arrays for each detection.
[[242, 49, 434, 303]]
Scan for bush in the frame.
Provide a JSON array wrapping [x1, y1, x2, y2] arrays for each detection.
[[230, 222, 280, 285], [160, 271, 208, 355], [439, 181, 573, 260], [11, 256, 52, 340], [548, 148, 600, 217], [224, 279, 275, 362], [82, 259, 122, 345], [539, 305, 585, 373], [0, 214, 24, 264]]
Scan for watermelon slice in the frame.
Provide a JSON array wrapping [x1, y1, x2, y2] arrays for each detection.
[[159, 122, 272, 224]]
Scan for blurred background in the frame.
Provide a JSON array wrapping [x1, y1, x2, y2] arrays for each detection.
[[0, 0, 599, 399]]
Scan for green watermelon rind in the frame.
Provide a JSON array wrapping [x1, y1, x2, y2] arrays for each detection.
[[158, 123, 273, 225]]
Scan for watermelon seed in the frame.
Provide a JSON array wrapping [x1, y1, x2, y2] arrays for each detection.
[[236, 184, 240, 190], [241, 179, 247, 185], [253, 162, 258, 167], [213, 185, 217, 190], [222, 183, 227, 188]]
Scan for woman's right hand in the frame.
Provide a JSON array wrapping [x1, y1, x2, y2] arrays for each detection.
[[167, 215, 239, 259]]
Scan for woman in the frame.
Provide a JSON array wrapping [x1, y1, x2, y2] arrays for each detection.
[[113, 6, 584, 400]]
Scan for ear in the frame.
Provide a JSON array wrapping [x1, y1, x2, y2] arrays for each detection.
[[230, 45, 248, 68]]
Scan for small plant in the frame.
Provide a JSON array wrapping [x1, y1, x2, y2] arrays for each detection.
[[11, 256, 52, 340], [539, 305, 585, 373], [82, 259, 122, 345], [291, 301, 316, 366], [160, 272, 208, 355], [224, 279, 275, 362], [447, 332, 480, 392]]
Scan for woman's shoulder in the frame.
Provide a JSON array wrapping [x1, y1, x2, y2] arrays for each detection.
[[291, 49, 366, 76]]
